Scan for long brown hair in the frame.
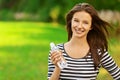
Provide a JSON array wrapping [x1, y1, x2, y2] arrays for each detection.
[[66, 3, 110, 69]]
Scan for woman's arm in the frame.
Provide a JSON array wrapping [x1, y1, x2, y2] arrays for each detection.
[[48, 51, 62, 80], [49, 66, 61, 80], [101, 51, 120, 80]]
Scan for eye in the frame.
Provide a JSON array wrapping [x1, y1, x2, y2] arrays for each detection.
[[83, 21, 89, 24], [74, 19, 79, 22]]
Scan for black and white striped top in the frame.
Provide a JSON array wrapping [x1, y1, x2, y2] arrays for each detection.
[[48, 43, 120, 80]]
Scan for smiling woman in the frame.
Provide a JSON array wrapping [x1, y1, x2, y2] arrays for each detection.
[[48, 3, 120, 80], [71, 11, 92, 39]]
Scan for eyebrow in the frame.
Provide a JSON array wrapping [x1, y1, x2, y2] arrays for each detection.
[[73, 17, 90, 21], [73, 18, 78, 19]]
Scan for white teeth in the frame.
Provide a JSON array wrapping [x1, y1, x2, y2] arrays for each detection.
[[76, 29, 83, 31], [75, 28, 84, 34]]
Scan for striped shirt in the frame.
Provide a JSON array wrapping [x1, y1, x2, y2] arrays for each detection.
[[48, 43, 120, 80]]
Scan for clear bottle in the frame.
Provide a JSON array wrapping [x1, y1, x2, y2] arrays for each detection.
[[50, 42, 67, 69]]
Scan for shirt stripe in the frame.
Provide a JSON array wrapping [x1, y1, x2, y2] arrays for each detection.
[[48, 43, 120, 80]]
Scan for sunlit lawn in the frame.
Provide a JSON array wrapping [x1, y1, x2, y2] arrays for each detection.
[[0, 21, 119, 80]]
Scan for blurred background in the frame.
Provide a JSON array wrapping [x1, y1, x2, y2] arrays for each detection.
[[0, 0, 120, 80]]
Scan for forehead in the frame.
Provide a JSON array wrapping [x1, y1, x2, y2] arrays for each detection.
[[73, 11, 92, 20]]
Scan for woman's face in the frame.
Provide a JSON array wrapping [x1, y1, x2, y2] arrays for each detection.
[[71, 11, 92, 39]]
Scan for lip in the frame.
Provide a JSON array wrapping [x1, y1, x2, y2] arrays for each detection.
[[75, 29, 84, 34]]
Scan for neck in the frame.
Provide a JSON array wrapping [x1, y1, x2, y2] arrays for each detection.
[[69, 36, 88, 47]]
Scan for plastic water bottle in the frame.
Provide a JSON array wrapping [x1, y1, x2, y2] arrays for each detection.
[[50, 42, 67, 69]]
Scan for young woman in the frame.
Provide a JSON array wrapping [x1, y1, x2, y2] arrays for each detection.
[[48, 3, 120, 80]]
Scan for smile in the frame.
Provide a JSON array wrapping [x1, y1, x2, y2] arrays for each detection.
[[75, 28, 84, 34]]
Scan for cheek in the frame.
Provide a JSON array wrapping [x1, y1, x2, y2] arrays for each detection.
[[84, 23, 92, 30], [71, 21, 78, 28], [87, 25, 92, 30], [88, 24, 92, 30], [71, 24, 75, 32], [71, 22, 74, 30]]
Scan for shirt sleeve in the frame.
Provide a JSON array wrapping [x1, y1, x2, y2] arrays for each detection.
[[101, 51, 120, 80], [47, 51, 55, 79]]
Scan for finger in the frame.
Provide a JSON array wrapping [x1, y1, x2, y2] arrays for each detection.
[[50, 52, 57, 60], [50, 51, 61, 58], [51, 54, 61, 64], [51, 53, 61, 62], [53, 57, 61, 65]]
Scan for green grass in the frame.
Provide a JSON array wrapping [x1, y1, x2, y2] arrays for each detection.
[[0, 21, 119, 80]]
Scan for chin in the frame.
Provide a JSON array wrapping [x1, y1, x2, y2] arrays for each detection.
[[74, 34, 86, 38]]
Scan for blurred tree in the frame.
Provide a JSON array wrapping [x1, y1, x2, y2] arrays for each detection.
[[88, 0, 120, 10], [0, 0, 120, 23]]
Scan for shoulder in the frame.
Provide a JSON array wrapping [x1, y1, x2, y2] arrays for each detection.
[[97, 48, 107, 55], [99, 49, 111, 62], [56, 43, 65, 53]]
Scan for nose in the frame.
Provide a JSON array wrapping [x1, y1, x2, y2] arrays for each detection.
[[77, 22, 83, 28]]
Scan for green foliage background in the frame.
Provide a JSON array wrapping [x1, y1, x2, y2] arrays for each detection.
[[0, 0, 120, 23]]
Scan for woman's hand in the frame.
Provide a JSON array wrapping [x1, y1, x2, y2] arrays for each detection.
[[50, 50, 62, 67]]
